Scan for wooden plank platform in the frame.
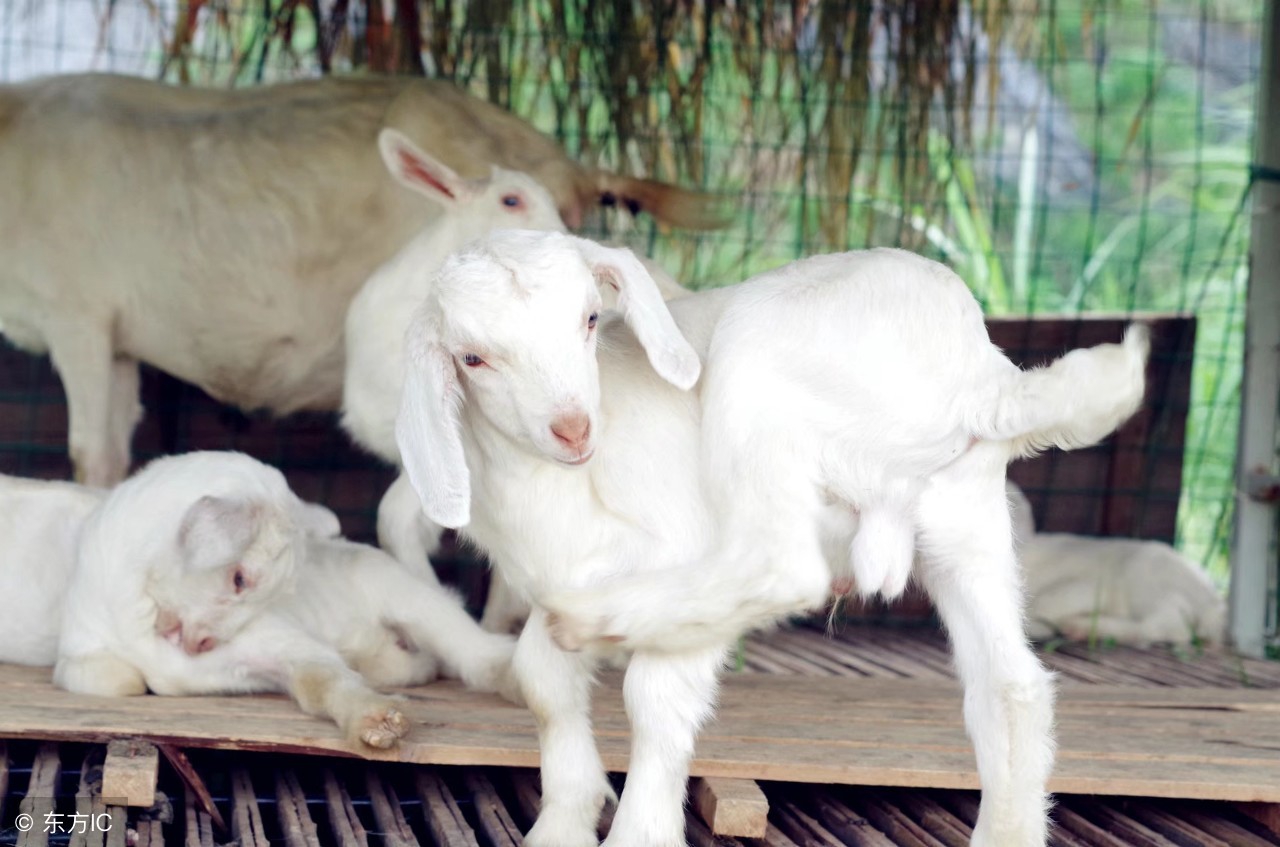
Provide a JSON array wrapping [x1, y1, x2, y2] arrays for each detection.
[[1, 660, 1277, 804]]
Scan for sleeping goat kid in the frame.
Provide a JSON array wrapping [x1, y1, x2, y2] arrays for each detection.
[[0, 475, 103, 666], [1007, 482, 1226, 646], [53, 452, 517, 749], [395, 231, 1149, 847], [0, 72, 723, 488]]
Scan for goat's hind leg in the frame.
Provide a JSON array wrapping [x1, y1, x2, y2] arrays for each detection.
[[917, 448, 1054, 847], [373, 564, 520, 701]]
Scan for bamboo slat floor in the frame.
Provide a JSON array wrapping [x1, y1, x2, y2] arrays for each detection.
[[1, 624, 1278, 846]]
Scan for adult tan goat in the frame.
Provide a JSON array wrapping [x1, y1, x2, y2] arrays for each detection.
[[0, 73, 724, 485]]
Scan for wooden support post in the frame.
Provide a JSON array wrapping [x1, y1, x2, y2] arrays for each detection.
[[690, 776, 770, 839], [101, 740, 159, 809]]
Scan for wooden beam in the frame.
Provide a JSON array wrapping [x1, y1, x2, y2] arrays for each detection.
[[691, 776, 769, 838], [17, 743, 61, 847], [101, 739, 159, 808]]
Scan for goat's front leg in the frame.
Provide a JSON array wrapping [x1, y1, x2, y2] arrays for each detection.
[[604, 645, 728, 847], [377, 473, 444, 584], [517, 609, 612, 847], [47, 323, 133, 486]]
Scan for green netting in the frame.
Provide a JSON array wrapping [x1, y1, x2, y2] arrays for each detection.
[[0, 0, 1263, 587]]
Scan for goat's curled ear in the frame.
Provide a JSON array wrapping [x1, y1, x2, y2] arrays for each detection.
[[178, 496, 261, 572], [570, 237, 701, 390], [395, 315, 471, 528], [377, 128, 471, 204]]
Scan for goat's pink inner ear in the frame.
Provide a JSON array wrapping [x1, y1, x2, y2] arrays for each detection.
[[398, 149, 456, 199]]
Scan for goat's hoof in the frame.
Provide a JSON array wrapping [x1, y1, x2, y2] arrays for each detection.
[[357, 704, 410, 749], [524, 814, 600, 847]]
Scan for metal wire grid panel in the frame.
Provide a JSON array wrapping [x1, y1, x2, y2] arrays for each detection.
[[0, 1, 1264, 586]]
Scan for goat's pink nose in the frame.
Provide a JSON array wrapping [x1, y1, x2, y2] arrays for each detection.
[[184, 635, 218, 656], [550, 413, 591, 450]]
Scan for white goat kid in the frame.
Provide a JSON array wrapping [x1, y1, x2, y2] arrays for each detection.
[[344, 165, 687, 629], [1007, 482, 1226, 646], [342, 126, 566, 588], [395, 231, 1149, 847], [53, 451, 516, 749], [0, 475, 104, 666]]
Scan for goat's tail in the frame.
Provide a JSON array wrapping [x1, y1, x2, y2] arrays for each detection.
[[971, 323, 1151, 459], [588, 170, 732, 231]]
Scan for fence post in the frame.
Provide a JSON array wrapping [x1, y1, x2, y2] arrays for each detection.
[[1231, 0, 1280, 657]]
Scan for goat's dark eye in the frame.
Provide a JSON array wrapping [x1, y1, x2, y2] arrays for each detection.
[[462, 354, 485, 368], [502, 194, 523, 209], [587, 313, 598, 330], [232, 568, 247, 594]]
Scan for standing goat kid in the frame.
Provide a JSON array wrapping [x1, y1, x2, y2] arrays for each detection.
[[395, 231, 1149, 847]]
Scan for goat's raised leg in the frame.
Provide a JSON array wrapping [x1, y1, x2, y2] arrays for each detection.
[[517, 609, 613, 847], [917, 450, 1054, 847], [604, 645, 728, 847]]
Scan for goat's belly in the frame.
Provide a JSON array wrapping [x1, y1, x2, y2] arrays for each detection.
[[126, 318, 346, 414]]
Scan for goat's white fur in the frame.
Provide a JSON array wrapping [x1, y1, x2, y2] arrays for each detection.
[[0, 73, 717, 487], [0, 475, 104, 666], [1007, 482, 1226, 646], [345, 172, 687, 617], [49, 451, 516, 749], [395, 231, 1149, 847]]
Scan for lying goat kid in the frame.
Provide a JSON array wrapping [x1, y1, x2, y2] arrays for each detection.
[[50, 452, 516, 748], [0, 475, 103, 666], [1007, 482, 1226, 646], [396, 231, 1149, 847]]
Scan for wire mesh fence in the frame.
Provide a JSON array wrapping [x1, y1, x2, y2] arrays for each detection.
[[0, 0, 1263, 586]]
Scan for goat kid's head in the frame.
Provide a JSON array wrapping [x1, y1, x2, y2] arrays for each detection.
[[379, 128, 566, 236], [138, 453, 339, 656], [396, 230, 701, 528]]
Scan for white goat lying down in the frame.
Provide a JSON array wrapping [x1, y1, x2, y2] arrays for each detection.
[[0, 475, 103, 666], [0, 72, 720, 487], [1006, 482, 1226, 646], [395, 231, 1149, 847], [28, 452, 517, 749]]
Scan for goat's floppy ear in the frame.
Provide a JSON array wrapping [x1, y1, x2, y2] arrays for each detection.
[[378, 128, 471, 204], [178, 496, 260, 572], [570, 237, 701, 390], [395, 318, 471, 528]]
